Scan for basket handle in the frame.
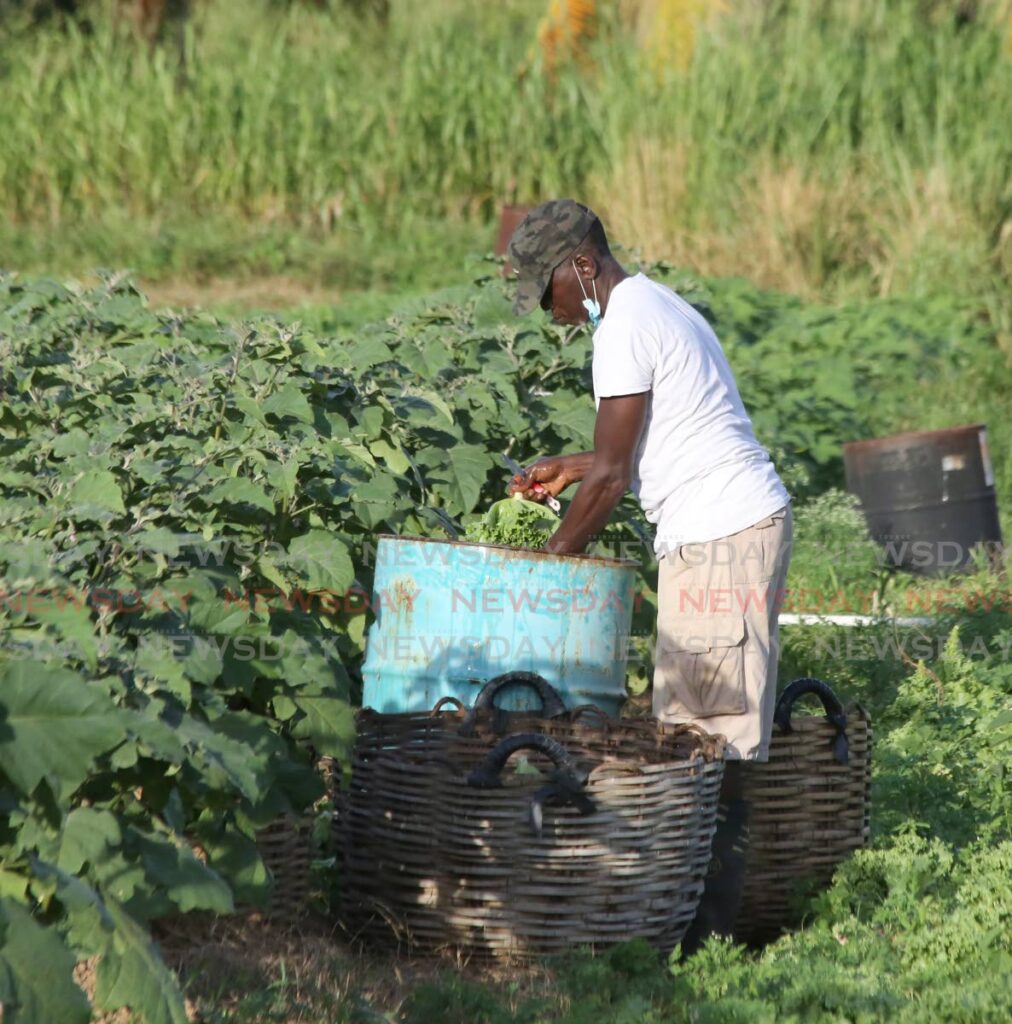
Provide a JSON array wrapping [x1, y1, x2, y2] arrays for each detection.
[[473, 672, 568, 717], [465, 732, 596, 836], [459, 672, 567, 736], [774, 677, 850, 765], [431, 696, 465, 714], [566, 704, 612, 727]]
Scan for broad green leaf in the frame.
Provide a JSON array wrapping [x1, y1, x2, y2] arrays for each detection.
[[265, 458, 299, 502], [121, 703, 186, 765], [89, 852, 149, 911], [172, 716, 268, 803], [342, 335, 392, 370], [109, 741, 140, 770], [0, 898, 90, 1024], [49, 428, 91, 458], [134, 833, 233, 915], [280, 640, 350, 694], [93, 898, 188, 1024], [192, 827, 269, 907], [56, 808, 122, 875], [345, 611, 366, 651], [133, 527, 181, 558], [337, 439, 377, 467], [544, 394, 595, 443], [272, 695, 298, 721], [0, 870, 28, 902], [187, 595, 250, 636], [66, 470, 125, 515], [428, 443, 494, 515], [262, 383, 313, 424], [31, 601, 98, 672], [405, 387, 455, 427], [178, 633, 224, 685], [0, 663, 123, 799], [286, 531, 354, 592], [369, 437, 411, 475], [222, 634, 286, 690], [289, 694, 355, 759], [0, 540, 53, 587], [48, 869, 113, 956], [988, 709, 1012, 730], [133, 638, 191, 704], [352, 470, 401, 506], [255, 555, 289, 596], [394, 392, 455, 429], [473, 288, 513, 326], [234, 394, 268, 426], [206, 477, 275, 514], [355, 405, 385, 440]]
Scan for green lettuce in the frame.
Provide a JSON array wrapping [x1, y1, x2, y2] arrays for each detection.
[[463, 497, 560, 549]]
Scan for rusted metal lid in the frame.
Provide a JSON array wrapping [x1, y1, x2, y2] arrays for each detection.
[[842, 424, 987, 454]]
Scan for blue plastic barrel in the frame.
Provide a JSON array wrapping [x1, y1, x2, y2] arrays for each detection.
[[360, 535, 638, 715]]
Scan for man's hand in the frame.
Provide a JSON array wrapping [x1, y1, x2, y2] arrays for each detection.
[[508, 453, 591, 501]]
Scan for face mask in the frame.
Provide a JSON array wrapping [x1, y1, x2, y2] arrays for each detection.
[[572, 260, 602, 329]]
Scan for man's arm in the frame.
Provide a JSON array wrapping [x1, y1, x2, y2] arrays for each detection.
[[543, 393, 649, 555]]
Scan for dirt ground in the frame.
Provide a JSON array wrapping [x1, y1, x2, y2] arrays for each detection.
[[148, 911, 561, 1023], [140, 276, 340, 314]]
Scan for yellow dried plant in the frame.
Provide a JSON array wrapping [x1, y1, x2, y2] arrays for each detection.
[[625, 0, 727, 73]]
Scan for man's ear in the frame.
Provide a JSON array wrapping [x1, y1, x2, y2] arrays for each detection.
[[574, 252, 597, 279]]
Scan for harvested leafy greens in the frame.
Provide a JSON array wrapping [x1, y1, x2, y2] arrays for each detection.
[[464, 497, 560, 549]]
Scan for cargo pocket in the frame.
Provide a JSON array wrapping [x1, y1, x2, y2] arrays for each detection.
[[654, 616, 748, 718]]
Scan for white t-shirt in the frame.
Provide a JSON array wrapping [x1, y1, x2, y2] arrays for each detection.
[[591, 273, 789, 552]]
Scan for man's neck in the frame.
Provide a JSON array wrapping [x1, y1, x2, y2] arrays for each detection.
[[596, 259, 631, 317]]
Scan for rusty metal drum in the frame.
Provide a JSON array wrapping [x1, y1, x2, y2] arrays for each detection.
[[843, 424, 1004, 576], [360, 535, 637, 714]]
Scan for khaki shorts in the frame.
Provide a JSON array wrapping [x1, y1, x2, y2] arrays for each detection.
[[652, 505, 793, 761]]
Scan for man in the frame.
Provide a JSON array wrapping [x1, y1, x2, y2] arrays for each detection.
[[506, 199, 793, 952]]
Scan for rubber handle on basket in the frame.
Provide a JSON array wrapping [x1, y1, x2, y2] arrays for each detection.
[[473, 672, 567, 717], [459, 672, 567, 737], [774, 677, 850, 765], [465, 732, 596, 836]]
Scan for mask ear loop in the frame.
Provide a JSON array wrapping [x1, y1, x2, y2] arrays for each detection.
[[572, 259, 590, 303], [572, 259, 602, 327]]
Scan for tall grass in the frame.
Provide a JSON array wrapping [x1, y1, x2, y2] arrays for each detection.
[[594, 1, 1011, 312], [0, 0, 1008, 312]]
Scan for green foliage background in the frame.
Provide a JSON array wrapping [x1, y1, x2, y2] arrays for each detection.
[[0, 266, 1009, 1021], [0, 1, 1009, 1019]]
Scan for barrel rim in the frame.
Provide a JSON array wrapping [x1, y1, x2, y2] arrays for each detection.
[[375, 533, 640, 569], [843, 424, 986, 453]]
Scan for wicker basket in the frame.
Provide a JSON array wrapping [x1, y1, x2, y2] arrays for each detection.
[[254, 812, 319, 919], [251, 754, 340, 920], [339, 687, 725, 960], [338, 673, 571, 848], [735, 678, 872, 944]]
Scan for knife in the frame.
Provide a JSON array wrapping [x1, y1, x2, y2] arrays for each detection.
[[500, 454, 562, 513]]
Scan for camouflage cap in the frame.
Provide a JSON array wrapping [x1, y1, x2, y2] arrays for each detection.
[[506, 198, 599, 315]]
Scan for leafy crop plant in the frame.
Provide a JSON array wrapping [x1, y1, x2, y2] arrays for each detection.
[[464, 497, 560, 549]]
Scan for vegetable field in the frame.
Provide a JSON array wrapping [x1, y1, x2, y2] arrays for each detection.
[[1, 266, 1009, 1022]]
